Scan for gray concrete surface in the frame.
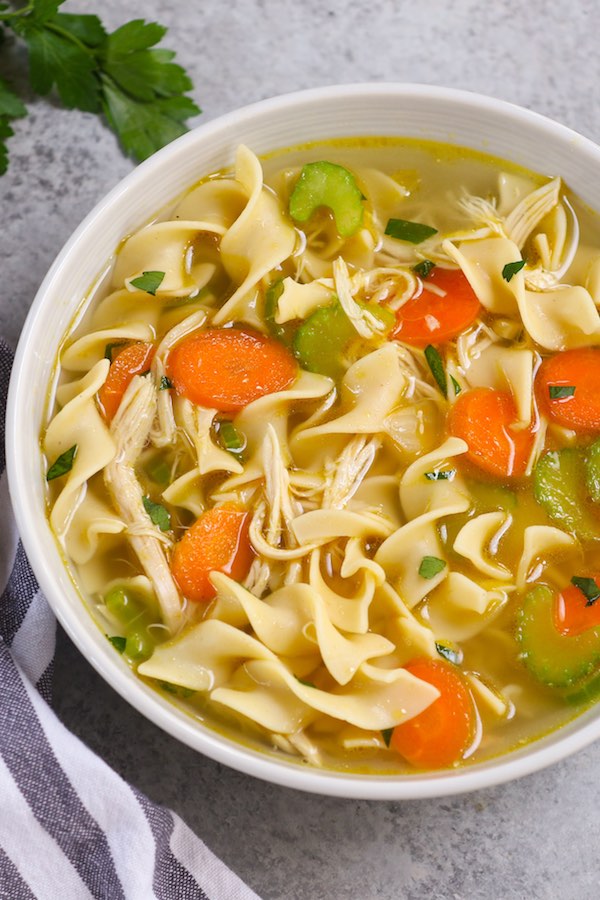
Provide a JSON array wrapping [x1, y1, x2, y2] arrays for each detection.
[[2, 1, 599, 897]]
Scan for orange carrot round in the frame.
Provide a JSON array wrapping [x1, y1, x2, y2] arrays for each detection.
[[170, 504, 253, 602], [98, 342, 155, 421], [167, 328, 297, 412], [390, 658, 476, 769], [537, 347, 600, 432], [447, 387, 536, 479], [554, 577, 600, 636], [390, 268, 481, 347]]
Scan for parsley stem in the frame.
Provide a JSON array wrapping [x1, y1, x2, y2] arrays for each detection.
[[0, 2, 34, 20], [45, 21, 96, 57]]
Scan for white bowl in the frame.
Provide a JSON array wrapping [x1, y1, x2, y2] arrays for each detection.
[[8, 83, 600, 799]]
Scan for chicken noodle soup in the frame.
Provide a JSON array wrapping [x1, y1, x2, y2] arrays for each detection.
[[43, 138, 600, 773]]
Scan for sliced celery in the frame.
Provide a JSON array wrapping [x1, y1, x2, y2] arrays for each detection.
[[289, 161, 364, 237]]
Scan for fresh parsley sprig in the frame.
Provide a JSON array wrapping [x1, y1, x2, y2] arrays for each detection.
[[0, 1, 200, 174]]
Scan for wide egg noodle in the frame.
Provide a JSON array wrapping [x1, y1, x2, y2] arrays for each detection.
[[174, 397, 243, 476], [45, 359, 116, 538], [515, 525, 582, 592], [212, 146, 297, 325], [210, 659, 439, 733], [60, 324, 154, 372], [425, 572, 510, 642], [399, 436, 470, 521], [63, 484, 125, 565], [443, 236, 522, 316], [453, 512, 512, 581], [375, 508, 450, 609], [274, 277, 334, 323], [112, 220, 227, 298], [462, 344, 535, 427], [292, 343, 407, 452]]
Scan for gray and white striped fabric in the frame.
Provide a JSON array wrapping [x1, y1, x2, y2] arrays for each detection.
[[0, 340, 261, 900]]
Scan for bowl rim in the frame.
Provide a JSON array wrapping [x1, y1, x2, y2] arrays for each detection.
[[8, 81, 600, 800]]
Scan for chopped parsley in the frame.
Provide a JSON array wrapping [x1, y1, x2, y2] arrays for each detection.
[[418, 556, 446, 580], [107, 635, 127, 653], [159, 375, 174, 391], [385, 218, 438, 244], [143, 496, 171, 532], [424, 469, 456, 481], [104, 340, 128, 361], [502, 259, 526, 282], [218, 421, 245, 455], [450, 375, 462, 396], [435, 641, 462, 665], [549, 385, 576, 399], [412, 259, 436, 278], [381, 727, 394, 747], [46, 445, 77, 481], [130, 270, 165, 295], [424, 344, 447, 397], [571, 576, 600, 607]]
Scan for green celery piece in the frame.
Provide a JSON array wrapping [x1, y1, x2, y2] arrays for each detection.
[[289, 161, 364, 238], [292, 299, 393, 380], [533, 449, 600, 542], [585, 439, 600, 504], [563, 668, 600, 706], [516, 585, 600, 687]]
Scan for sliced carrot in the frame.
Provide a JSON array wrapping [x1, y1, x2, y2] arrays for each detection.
[[537, 348, 600, 432], [98, 342, 155, 421], [390, 658, 476, 769], [390, 268, 481, 347], [167, 328, 297, 413], [554, 578, 600, 636], [447, 387, 536, 479], [170, 504, 253, 602]]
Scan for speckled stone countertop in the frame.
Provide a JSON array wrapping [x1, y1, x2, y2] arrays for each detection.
[[2, 1, 600, 898]]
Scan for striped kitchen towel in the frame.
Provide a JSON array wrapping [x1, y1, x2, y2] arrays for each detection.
[[0, 339, 261, 900]]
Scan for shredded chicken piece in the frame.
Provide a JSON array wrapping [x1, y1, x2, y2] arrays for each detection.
[[150, 309, 207, 447], [505, 177, 561, 249], [333, 257, 388, 339], [245, 425, 309, 595], [456, 319, 501, 373], [105, 375, 183, 632], [357, 265, 417, 311], [322, 435, 380, 509], [526, 196, 580, 289]]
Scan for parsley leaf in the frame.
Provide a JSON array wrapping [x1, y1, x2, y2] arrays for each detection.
[[412, 259, 436, 278], [129, 270, 165, 295], [549, 385, 576, 399], [502, 259, 526, 282], [571, 576, 600, 607], [0, 76, 28, 175], [381, 727, 394, 747], [424, 469, 456, 481], [385, 218, 438, 244], [107, 634, 126, 653], [418, 556, 446, 579], [424, 344, 447, 397], [46, 444, 77, 480], [435, 641, 462, 665], [450, 374, 462, 396], [0, 5, 200, 173], [218, 421, 245, 455], [143, 495, 171, 532], [159, 375, 173, 391], [21, 23, 101, 112]]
